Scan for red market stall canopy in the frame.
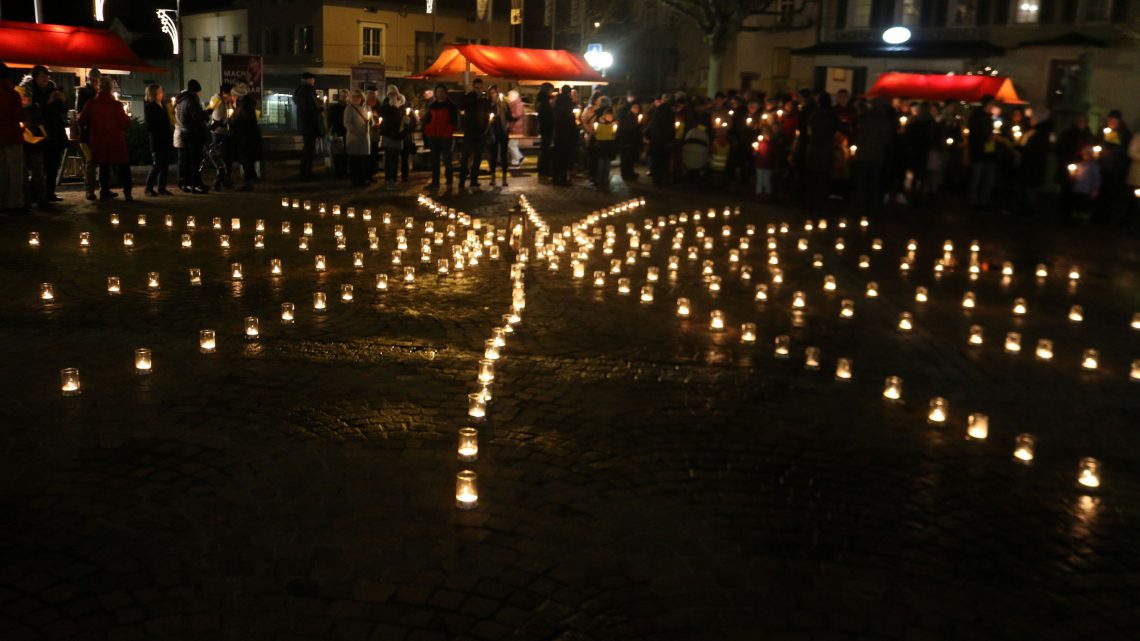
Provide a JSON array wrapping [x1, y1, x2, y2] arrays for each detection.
[[867, 72, 1022, 103], [0, 20, 166, 75], [409, 44, 606, 85]]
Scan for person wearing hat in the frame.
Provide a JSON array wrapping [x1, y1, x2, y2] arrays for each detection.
[[175, 79, 209, 193], [21, 65, 67, 202], [0, 63, 26, 211], [77, 68, 107, 199], [377, 84, 408, 190], [77, 76, 132, 201], [229, 82, 262, 191], [16, 84, 49, 208], [1095, 108, 1132, 223], [292, 72, 323, 180]]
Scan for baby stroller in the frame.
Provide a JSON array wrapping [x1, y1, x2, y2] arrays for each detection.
[[198, 139, 227, 187]]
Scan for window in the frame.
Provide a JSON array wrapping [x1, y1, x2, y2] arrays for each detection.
[[188, 38, 197, 62], [218, 36, 226, 55], [955, 0, 977, 23], [233, 35, 241, 54], [203, 37, 211, 61], [1015, 0, 1040, 21], [360, 23, 384, 60], [902, 0, 921, 24], [300, 26, 314, 54], [776, 0, 796, 24], [1084, 0, 1111, 20], [850, 0, 873, 27]]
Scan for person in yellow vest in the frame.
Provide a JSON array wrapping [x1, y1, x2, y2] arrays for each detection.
[[592, 97, 618, 192]]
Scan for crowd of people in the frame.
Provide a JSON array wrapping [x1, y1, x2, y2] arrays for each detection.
[[2, 60, 1137, 225]]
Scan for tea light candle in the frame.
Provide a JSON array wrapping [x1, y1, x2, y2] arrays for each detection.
[[962, 292, 976, 309], [1076, 457, 1101, 488], [676, 297, 691, 317], [290, 198, 299, 209], [39, 282, 54, 301], [281, 302, 295, 324], [79, 232, 90, 247], [478, 359, 495, 383], [106, 276, 121, 294], [857, 255, 870, 270], [823, 275, 837, 292], [455, 470, 478, 509], [647, 266, 660, 283], [898, 312, 913, 332], [122, 232, 134, 248], [1035, 263, 1048, 279], [774, 335, 790, 359], [1013, 433, 1035, 463], [640, 285, 655, 304], [28, 231, 39, 246], [1004, 332, 1021, 353], [709, 310, 726, 331], [614, 277, 630, 295], [1081, 348, 1098, 370], [181, 233, 192, 248], [231, 263, 243, 281], [134, 348, 152, 374], [244, 316, 259, 339], [1131, 359, 1140, 381], [1012, 298, 1027, 316], [147, 272, 160, 290], [792, 291, 806, 309], [340, 284, 354, 302], [312, 255, 327, 272], [186, 268, 201, 287], [835, 357, 853, 381], [110, 212, 120, 225], [375, 274, 388, 291], [866, 282, 878, 298], [60, 368, 81, 396], [1001, 261, 1014, 277], [804, 346, 821, 370], [741, 323, 757, 343], [255, 219, 265, 231], [219, 234, 230, 249], [281, 197, 290, 208], [336, 236, 347, 251], [573, 262, 585, 279], [1132, 313, 1140, 330], [484, 339, 500, 360], [137, 214, 147, 227], [753, 284, 768, 302], [927, 397, 948, 425], [491, 328, 506, 349], [812, 254, 823, 269], [230, 217, 241, 231], [212, 217, 223, 230], [458, 427, 479, 461], [199, 329, 216, 353], [1068, 266, 1081, 281], [254, 234, 264, 249], [1068, 305, 1084, 323], [880, 374, 898, 399], [313, 292, 327, 311], [303, 222, 314, 236], [1031, 338, 1054, 361], [771, 268, 783, 284], [334, 224, 344, 238], [968, 325, 984, 346], [967, 413, 989, 440], [899, 259, 911, 273], [871, 238, 883, 251], [281, 221, 292, 234], [404, 266, 415, 283]]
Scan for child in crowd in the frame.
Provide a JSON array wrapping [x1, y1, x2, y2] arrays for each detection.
[[753, 127, 774, 201]]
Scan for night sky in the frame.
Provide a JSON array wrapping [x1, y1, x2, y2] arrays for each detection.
[[0, 0, 238, 28]]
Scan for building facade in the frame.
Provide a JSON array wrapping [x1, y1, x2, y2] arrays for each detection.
[[182, 9, 251, 100]]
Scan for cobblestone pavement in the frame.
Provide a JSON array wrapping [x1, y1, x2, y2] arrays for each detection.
[[2, 170, 1139, 641]]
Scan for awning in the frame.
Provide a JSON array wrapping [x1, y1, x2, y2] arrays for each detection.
[[0, 20, 167, 75], [409, 44, 606, 85], [866, 72, 1023, 103], [792, 39, 1004, 58]]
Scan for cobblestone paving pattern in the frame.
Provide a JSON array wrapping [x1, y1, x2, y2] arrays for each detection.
[[1, 176, 1139, 640]]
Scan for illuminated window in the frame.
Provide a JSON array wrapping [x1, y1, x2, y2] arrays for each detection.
[[902, 0, 921, 25], [850, 0, 872, 27], [1015, 1, 1040, 22], [361, 23, 384, 60]]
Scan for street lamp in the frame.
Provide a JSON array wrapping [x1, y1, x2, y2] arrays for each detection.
[[584, 49, 614, 76], [882, 26, 912, 45]]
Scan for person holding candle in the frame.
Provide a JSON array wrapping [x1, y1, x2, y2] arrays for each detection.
[[292, 72, 323, 181], [1068, 145, 1101, 219], [422, 84, 458, 190], [174, 79, 209, 193], [484, 85, 510, 187], [1055, 113, 1094, 223], [1094, 109, 1131, 223], [344, 90, 371, 188], [377, 84, 407, 191], [458, 77, 491, 191], [967, 94, 999, 213], [229, 83, 262, 191], [20, 65, 67, 205]]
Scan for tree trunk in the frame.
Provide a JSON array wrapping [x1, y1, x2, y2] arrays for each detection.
[[706, 49, 725, 97]]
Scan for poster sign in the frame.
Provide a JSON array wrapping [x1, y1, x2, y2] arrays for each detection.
[[351, 66, 387, 94], [220, 54, 264, 107]]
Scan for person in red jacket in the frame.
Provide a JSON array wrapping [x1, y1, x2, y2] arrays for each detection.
[[0, 63, 25, 212], [421, 84, 458, 189], [78, 77, 132, 201]]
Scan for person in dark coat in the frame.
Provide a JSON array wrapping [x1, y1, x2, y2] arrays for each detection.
[[175, 79, 209, 193], [1054, 113, 1093, 222], [230, 82, 262, 191], [485, 85, 510, 186], [76, 68, 106, 200], [422, 84, 458, 189], [536, 83, 554, 179], [804, 91, 846, 213], [77, 77, 131, 201], [458, 77, 490, 190], [327, 89, 347, 177], [850, 97, 893, 213], [0, 63, 24, 212], [646, 95, 675, 186], [20, 65, 66, 203], [143, 83, 174, 196], [292, 72, 322, 180], [617, 98, 642, 180], [377, 84, 408, 190], [552, 85, 578, 186], [1094, 109, 1132, 222], [967, 94, 999, 211]]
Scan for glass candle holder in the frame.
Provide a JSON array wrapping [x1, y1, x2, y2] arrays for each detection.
[[770, 268, 783, 285], [804, 346, 820, 370], [1132, 313, 1140, 330], [865, 282, 878, 298], [404, 266, 415, 283], [199, 329, 216, 353], [1034, 339, 1054, 361], [375, 274, 388, 291], [79, 231, 90, 247], [134, 348, 152, 375], [219, 234, 230, 249], [646, 266, 660, 283], [1076, 457, 1101, 488], [478, 359, 495, 383], [1012, 297, 1028, 316], [882, 376, 903, 402], [491, 328, 506, 349], [811, 254, 823, 269], [898, 312, 914, 332], [1004, 332, 1021, 353], [185, 216, 197, 230], [1068, 266, 1081, 281], [773, 335, 791, 359], [254, 234, 264, 249], [268, 258, 283, 276], [137, 214, 147, 226], [291, 198, 300, 209], [281, 302, 295, 324], [968, 325, 984, 346], [835, 357, 853, 381], [181, 233, 192, 248], [212, 217, 223, 230], [28, 231, 40, 246], [915, 286, 928, 303], [314, 255, 326, 272], [255, 218, 265, 231], [676, 298, 691, 317], [1000, 261, 1014, 277], [616, 278, 631, 295], [244, 316, 259, 340], [967, 413, 989, 440], [709, 310, 725, 331], [740, 322, 757, 343], [834, 237, 845, 253], [484, 339, 500, 361], [281, 197, 289, 208], [281, 221, 291, 234], [231, 263, 243, 281], [110, 212, 120, 225], [147, 272, 161, 290], [1013, 433, 1035, 463], [188, 268, 202, 286], [39, 282, 54, 301], [1068, 305, 1084, 323], [303, 222, 314, 237], [754, 284, 768, 302], [707, 276, 721, 293], [340, 284, 354, 302], [60, 367, 81, 396], [1035, 263, 1048, 279], [823, 275, 837, 292], [122, 232, 134, 247], [640, 285, 654, 304], [467, 392, 487, 418], [106, 276, 121, 295], [927, 397, 948, 425], [1081, 348, 1099, 371], [962, 292, 976, 309], [230, 217, 241, 231], [1131, 359, 1140, 382], [455, 470, 478, 509], [313, 292, 327, 311], [333, 224, 344, 238], [458, 427, 479, 461], [336, 237, 347, 251], [792, 291, 806, 309]]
